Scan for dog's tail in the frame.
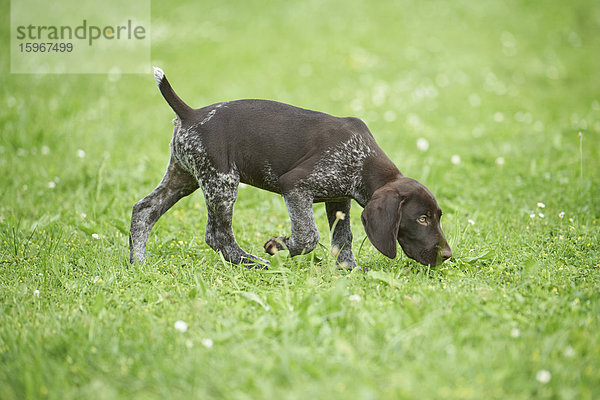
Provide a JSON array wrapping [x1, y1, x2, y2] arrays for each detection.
[[153, 67, 193, 120]]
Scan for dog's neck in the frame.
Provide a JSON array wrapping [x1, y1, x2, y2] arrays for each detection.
[[357, 154, 403, 207]]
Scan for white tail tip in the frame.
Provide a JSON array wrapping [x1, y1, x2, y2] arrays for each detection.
[[153, 66, 164, 85]]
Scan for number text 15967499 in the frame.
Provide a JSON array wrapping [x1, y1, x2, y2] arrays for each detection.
[[18, 42, 74, 53]]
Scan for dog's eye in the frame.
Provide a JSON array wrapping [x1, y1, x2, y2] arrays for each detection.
[[417, 216, 428, 225]]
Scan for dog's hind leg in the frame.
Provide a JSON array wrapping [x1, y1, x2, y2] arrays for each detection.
[[202, 172, 268, 267], [129, 157, 198, 263]]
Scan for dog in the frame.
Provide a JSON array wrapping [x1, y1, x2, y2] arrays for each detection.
[[129, 67, 452, 269]]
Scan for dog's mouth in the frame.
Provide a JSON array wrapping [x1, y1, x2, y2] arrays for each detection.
[[399, 244, 448, 266], [398, 243, 426, 266]]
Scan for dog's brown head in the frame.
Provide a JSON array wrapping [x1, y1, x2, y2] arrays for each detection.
[[361, 177, 451, 266]]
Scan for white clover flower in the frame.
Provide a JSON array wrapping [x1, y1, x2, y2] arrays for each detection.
[[174, 320, 188, 332], [563, 346, 575, 357], [201, 338, 214, 348], [529, 214, 536, 219], [77, 149, 86, 158], [536, 369, 551, 384], [33, 289, 40, 297], [91, 233, 100, 240], [468, 219, 475, 225], [451, 155, 461, 165], [349, 294, 362, 303], [416, 138, 430, 152], [537, 202, 546, 209]]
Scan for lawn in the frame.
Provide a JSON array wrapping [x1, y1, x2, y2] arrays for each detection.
[[1, 0, 599, 399]]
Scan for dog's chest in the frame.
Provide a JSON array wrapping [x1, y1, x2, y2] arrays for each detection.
[[300, 133, 374, 202]]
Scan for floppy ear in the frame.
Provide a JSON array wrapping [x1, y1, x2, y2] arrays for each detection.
[[361, 186, 404, 258]]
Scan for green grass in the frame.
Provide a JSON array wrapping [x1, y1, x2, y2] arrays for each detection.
[[1, 0, 599, 398]]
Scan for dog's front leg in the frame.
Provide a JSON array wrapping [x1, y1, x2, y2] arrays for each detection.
[[265, 190, 319, 257], [325, 200, 358, 269]]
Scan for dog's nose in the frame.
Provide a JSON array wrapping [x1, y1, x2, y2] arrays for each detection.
[[441, 244, 452, 261]]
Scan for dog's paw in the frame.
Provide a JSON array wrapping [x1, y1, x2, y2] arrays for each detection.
[[241, 255, 270, 269], [348, 264, 369, 272], [264, 237, 287, 255]]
